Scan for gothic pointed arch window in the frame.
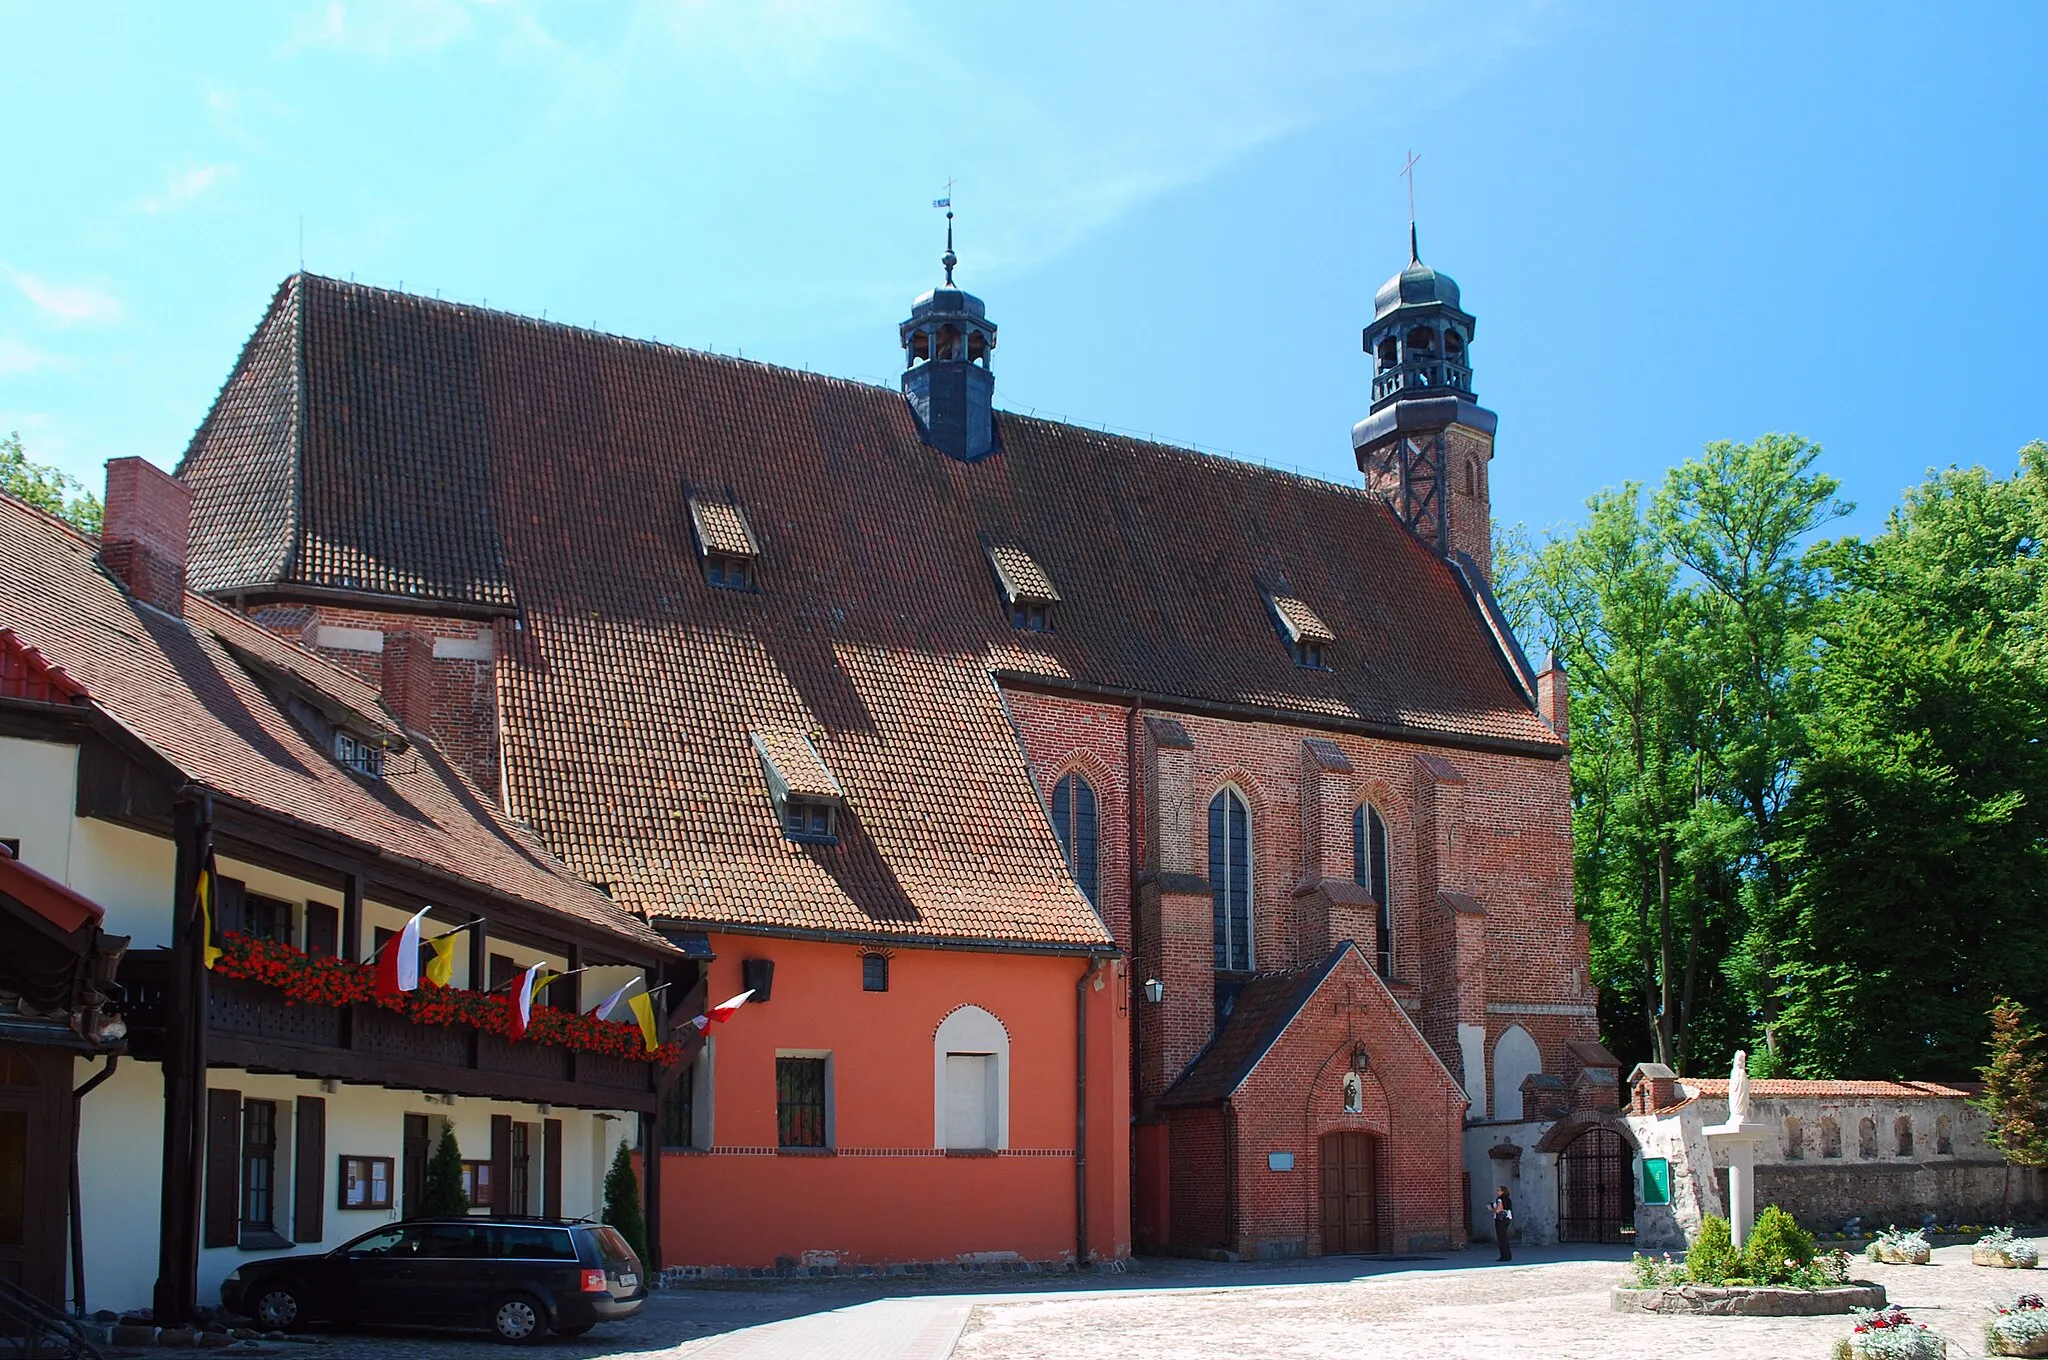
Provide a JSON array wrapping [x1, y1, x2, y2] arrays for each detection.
[[1050, 773, 1099, 908], [1353, 804, 1392, 978], [1209, 788, 1253, 972]]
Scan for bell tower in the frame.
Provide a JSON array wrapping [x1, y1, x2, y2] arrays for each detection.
[[1353, 226, 1498, 578], [900, 211, 999, 462]]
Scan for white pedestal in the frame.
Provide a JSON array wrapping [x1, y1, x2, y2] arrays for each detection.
[[1702, 1120, 1770, 1248]]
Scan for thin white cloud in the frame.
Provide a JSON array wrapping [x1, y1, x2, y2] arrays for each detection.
[[0, 337, 61, 377], [137, 163, 232, 215], [280, 0, 518, 59], [6, 272, 123, 328]]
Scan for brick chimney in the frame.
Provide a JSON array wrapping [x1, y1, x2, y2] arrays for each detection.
[[1536, 653, 1569, 740], [101, 458, 192, 615], [380, 628, 437, 734]]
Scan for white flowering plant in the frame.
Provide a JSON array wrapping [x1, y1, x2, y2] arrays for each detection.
[[1832, 1306, 1947, 1360], [1987, 1293, 2048, 1352], [1867, 1227, 1933, 1262], [1981, 1228, 2043, 1268]]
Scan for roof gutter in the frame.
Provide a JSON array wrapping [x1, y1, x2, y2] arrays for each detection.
[[990, 672, 1565, 762], [653, 917, 1118, 960]]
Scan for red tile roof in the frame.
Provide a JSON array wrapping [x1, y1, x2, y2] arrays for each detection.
[[688, 494, 759, 559], [176, 274, 1562, 950], [0, 845, 103, 937], [0, 493, 664, 956], [985, 544, 1060, 605], [1649, 1077, 1983, 1113]]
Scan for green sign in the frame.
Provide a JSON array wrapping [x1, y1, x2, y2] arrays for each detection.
[[1642, 1156, 1671, 1206]]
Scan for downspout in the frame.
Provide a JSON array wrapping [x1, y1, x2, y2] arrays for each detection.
[[1075, 955, 1107, 1268], [70, 1054, 120, 1316]]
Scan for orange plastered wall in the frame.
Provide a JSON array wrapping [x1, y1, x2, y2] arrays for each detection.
[[662, 934, 1128, 1268]]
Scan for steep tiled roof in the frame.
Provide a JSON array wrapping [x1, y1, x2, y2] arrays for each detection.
[[1157, 952, 1347, 1108], [751, 727, 842, 800], [0, 493, 664, 956], [177, 275, 1562, 949], [1267, 591, 1335, 644]]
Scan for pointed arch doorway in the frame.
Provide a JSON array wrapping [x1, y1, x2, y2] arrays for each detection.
[[1318, 1131, 1380, 1254]]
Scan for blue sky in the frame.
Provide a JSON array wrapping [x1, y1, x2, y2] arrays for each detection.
[[3, 2, 2044, 540]]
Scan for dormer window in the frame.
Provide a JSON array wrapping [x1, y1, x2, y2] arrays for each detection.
[[752, 727, 845, 846], [1263, 586, 1335, 670], [688, 491, 761, 592], [986, 544, 1059, 634], [334, 730, 387, 779]]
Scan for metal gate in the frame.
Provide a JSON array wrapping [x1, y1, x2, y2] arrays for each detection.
[[1557, 1127, 1635, 1244]]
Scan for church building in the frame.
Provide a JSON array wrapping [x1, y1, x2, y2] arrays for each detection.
[[168, 222, 1604, 1267]]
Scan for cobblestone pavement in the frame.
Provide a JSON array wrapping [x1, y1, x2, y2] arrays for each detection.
[[272, 1241, 2046, 1360]]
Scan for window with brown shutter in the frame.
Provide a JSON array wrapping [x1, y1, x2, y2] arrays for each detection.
[[293, 1097, 325, 1245], [305, 902, 340, 958], [203, 1088, 242, 1248], [542, 1119, 563, 1220]]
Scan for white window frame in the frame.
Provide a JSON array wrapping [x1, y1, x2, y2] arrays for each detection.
[[932, 1005, 1010, 1150]]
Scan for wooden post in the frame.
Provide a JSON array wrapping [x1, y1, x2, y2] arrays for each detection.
[[469, 918, 490, 992], [341, 873, 363, 964], [640, 1110, 662, 1274], [154, 795, 210, 1323]]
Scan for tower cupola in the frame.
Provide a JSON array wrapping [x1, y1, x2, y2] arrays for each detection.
[[900, 213, 998, 461], [1362, 226, 1477, 411], [1352, 225, 1500, 577]]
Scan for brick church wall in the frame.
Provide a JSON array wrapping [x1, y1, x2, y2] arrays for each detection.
[[1003, 688, 1592, 1108]]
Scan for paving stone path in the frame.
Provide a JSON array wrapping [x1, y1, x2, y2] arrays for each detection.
[[286, 1241, 2044, 1360]]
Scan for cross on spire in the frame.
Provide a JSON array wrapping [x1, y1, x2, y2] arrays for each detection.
[[1398, 149, 1421, 261]]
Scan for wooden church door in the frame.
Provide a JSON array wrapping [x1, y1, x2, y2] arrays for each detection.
[[1318, 1131, 1380, 1255]]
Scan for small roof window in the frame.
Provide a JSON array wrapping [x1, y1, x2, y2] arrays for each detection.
[[751, 726, 844, 844], [1262, 584, 1335, 670], [985, 543, 1059, 633], [688, 491, 761, 592]]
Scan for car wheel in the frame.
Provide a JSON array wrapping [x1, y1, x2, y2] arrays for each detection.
[[249, 1282, 305, 1331], [491, 1293, 548, 1345]]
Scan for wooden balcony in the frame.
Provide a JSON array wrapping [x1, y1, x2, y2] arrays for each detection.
[[116, 951, 657, 1113]]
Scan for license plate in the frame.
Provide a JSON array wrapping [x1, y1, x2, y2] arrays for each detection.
[[617, 1273, 637, 1289]]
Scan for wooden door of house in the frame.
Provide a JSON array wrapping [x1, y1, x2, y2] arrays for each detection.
[[0, 1045, 71, 1304], [1318, 1131, 1379, 1255]]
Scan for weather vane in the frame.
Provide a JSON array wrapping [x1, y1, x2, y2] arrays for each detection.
[[933, 178, 957, 285]]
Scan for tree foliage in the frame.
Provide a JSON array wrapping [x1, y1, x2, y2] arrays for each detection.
[[1973, 998, 2048, 1168], [1508, 435, 2048, 1079], [602, 1141, 647, 1264], [0, 431, 101, 535], [421, 1125, 469, 1217]]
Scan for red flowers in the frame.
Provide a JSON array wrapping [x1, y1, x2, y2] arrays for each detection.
[[214, 933, 679, 1065]]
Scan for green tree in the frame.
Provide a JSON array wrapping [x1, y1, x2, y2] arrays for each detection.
[[421, 1126, 469, 1217], [1774, 448, 2048, 1076], [1506, 435, 1842, 1075], [601, 1141, 648, 1264], [1974, 997, 2048, 1168], [0, 431, 102, 535]]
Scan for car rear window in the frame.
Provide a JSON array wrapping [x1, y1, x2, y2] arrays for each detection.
[[587, 1226, 641, 1272], [491, 1226, 578, 1260]]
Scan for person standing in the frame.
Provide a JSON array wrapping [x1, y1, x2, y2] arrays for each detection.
[[1491, 1186, 1514, 1261]]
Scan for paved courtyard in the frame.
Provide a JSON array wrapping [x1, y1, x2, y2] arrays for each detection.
[[291, 1241, 2044, 1360]]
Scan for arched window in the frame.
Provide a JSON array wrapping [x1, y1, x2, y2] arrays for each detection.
[[1820, 1116, 1842, 1158], [1208, 789, 1252, 972], [933, 1005, 1009, 1150], [1858, 1116, 1877, 1159], [1050, 773, 1099, 908], [1465, 461, 1479, 497], [1936, 1114, 1953, 1155], [1894, 1115, 1913, 1157], [1491, 1024, 1541, 1121], [1783, 1115, 1804, 1159], [1353, 805, 1392, 978]]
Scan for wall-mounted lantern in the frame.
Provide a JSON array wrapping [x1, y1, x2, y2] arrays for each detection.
[[1143, 977, 1165, 1005]]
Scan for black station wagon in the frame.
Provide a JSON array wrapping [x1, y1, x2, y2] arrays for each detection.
[[220, 1218, 646, 1344]]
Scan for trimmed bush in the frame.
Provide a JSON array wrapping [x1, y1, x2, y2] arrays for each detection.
[[1745, 1205, 1819, 1284], [421, 1126, 468, 1217], [1689, 1215, 1740, 1286]]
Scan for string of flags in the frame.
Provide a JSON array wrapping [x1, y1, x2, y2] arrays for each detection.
[[195, 869, 755, 1053]]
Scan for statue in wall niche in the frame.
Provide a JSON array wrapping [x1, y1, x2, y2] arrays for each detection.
[[1729, 1049, 1750, 1123]]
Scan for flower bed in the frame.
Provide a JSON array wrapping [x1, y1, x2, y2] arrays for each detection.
[[1978, 1229, 2043, 1270], [1833, 1307, 1946, 1359], [1612, 1283, 1885, 1317], [213, 933, 680, 1064], [1988, 1294, 2048, 1357]]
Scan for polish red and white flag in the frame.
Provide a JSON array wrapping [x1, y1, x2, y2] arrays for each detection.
[[373, 908, 430, 997], [509, 961, 552, 1037], [687, 989, 755, 1033]]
